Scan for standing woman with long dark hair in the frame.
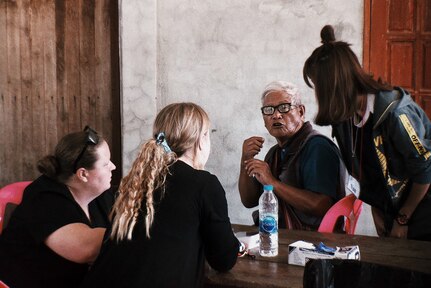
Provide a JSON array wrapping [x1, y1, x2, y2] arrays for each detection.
[[303, 25, 431, 241], [81, 102, 239, 287]]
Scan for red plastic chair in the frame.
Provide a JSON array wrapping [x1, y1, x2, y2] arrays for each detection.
[[318, 194, 363, 235], [0, 181, 31, 234]]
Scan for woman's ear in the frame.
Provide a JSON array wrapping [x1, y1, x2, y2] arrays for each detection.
[[75, 168, 89, 183], [197, 135, 204, 151]]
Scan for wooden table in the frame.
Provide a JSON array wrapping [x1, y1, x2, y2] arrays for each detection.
[[204, 224, 431, 288]]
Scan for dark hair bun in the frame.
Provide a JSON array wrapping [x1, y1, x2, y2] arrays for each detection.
[[321, 25, 336, 44], [37, 155, 61, 179]]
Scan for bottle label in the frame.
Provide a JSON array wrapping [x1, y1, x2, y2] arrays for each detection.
[[260, 215, 277, 234]]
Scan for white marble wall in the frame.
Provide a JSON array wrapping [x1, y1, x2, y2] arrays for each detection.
[[119, 0, 377, 236]]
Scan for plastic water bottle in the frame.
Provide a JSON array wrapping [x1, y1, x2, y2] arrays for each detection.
[[259, 184, 278, 257]]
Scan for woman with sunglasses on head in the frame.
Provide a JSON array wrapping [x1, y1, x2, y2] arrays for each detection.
[[303, 25, 431, 241], [0, 127, 116, 287], [81, 102, 239, 288]]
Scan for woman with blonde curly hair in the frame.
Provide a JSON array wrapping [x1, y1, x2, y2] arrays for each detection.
[[81, 102, 239, 288]]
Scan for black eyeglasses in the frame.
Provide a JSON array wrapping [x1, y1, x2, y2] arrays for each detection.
[[260, 103, 297, 115], [73, 126, 99, 172]]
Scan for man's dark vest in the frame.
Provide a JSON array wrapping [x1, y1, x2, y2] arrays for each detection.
[[265, 122, 345, 230]]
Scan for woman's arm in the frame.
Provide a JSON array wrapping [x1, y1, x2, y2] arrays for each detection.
[[45, 223, 106, 263], [390, 182, 430, 238], [203, 176, 239, 272]]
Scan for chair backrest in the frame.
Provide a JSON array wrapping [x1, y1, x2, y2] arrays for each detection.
[[0, 181, 32, 234], [318, 194, 363, 234]]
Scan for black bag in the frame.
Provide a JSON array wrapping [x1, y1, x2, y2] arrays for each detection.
[[303, 259, 431, 288]]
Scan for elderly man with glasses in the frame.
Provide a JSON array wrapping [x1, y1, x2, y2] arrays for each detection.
[[238, 81, 345, 231]]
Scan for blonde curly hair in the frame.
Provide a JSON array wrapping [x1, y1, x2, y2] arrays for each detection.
[[110, 102, 209, 241]]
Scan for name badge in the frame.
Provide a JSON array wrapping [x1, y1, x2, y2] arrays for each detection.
[[347, 174, 360, 198]]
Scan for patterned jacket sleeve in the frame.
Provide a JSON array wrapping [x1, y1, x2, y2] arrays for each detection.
[[387, 102, 431, 183]]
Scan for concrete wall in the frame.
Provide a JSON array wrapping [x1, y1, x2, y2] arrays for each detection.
[[119, 0, 377, 236]]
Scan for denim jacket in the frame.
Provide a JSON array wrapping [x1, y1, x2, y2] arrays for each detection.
[[333, 87, 431, 237]]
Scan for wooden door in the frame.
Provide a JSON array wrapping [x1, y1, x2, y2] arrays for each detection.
[[0, 0, 121, 187], [364, 0, 431, 117]]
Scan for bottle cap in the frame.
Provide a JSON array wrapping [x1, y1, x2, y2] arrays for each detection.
[[263, 185, 273, 191]]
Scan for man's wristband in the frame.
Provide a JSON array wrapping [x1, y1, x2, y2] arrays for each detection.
[[395, 213, 409, 226]]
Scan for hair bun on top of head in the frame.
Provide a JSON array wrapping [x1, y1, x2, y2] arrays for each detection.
[[320, 25, 336, 44]]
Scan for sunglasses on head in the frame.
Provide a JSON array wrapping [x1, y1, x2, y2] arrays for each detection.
[[73, 126, 99, 172]]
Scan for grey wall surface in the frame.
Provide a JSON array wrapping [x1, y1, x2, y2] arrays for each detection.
[[119, 0, 377, 235]]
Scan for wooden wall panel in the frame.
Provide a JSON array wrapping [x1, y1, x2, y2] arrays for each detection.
[[94, 0, 113, 136], [417, 0, 431, 119], [0, 0, 121, 187], [7, 1, 22, 182], [108, 0, 121, 186], [65, 0, 81, 132], [365, 0, 431, 119], [389, 0, 414, 32], [389, 42, 414, 88], [20, 0, 36, 174], [55, 0, 67, 133], [0, 1, 6, 182], [368, 0, 388, 83], [79, 0, 96, 128], [425, 0, 431, 32], [30, 1, 47, 177], [423, 42, 431, 89], [43, 1, 58, 153]]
